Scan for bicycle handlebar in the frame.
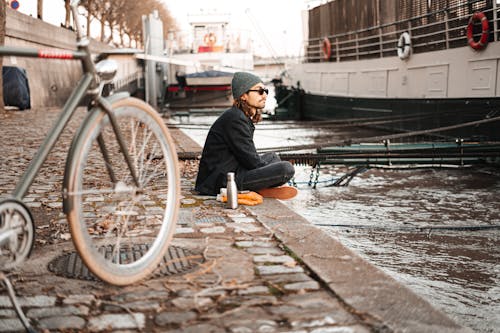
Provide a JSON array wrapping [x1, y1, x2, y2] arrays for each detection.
[[0, 46, 86, 59]]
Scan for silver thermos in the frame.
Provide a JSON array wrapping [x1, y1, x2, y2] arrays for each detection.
[[227, 172, 238, 209]]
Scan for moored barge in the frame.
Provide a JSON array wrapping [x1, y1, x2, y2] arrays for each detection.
[[275, 0, 500, 141]]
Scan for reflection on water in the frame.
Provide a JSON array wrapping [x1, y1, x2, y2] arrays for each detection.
[[286, 166, 500, 333], [178, 115, 500, 332], [338, 229, 500, 333], [290, 167, 500, 227]]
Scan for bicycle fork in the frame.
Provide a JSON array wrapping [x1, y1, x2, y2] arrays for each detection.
[[95, 96, 140, 189]]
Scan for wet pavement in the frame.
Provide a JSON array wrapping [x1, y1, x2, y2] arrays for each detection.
[[0, 107, 472, 332]]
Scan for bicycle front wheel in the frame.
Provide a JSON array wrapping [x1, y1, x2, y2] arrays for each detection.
[[64, 97, 180, 285]]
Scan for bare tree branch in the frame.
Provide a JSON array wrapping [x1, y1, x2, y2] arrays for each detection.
[[76, 0, 177, 47]]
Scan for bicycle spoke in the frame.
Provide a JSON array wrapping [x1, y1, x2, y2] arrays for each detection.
[[65, 98, 179, 285]]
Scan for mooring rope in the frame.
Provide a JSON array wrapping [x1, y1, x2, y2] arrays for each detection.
[[168, 110, 441, 130]]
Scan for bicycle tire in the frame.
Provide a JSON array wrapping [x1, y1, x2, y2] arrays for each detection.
[[64, 97, 180, 285]]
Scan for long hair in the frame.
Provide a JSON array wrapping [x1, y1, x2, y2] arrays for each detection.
[[233, 98, 262, 123]]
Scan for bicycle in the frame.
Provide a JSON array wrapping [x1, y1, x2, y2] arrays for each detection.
[[0, 0, 180, 288]]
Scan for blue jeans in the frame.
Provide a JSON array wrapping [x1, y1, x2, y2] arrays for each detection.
[[241, 152, 295, 191]]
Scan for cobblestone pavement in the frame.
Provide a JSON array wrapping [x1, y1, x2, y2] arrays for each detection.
[[0, 107, 372, 332]]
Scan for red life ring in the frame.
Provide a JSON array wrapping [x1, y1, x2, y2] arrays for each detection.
[[467, 12, 489, 50], [322, 37, 331, 60], [203, 33, 217, 46]]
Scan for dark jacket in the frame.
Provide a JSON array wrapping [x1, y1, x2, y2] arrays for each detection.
[[195, 106, 265, 195]]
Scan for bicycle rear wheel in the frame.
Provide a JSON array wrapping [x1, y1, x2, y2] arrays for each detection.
[[64, 97, 180, 285]]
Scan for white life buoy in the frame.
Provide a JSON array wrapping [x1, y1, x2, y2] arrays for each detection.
[[397, 32, 411, 60]]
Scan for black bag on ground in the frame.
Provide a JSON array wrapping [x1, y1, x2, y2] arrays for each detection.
[[3, 66, 31, 110]]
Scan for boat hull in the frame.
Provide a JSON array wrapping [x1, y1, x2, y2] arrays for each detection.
[[166, 84, 232, 109], [275, 42, 500, 141], [276, 85, 500, 141]]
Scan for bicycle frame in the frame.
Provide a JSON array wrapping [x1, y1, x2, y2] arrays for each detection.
[[2, 62, 93, 200], [0, 1, 139, 201]]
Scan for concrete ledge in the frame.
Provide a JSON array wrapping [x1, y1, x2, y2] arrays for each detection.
[[248, 199, 473, 333]]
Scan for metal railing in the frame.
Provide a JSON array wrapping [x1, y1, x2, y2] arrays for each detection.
[[306, 2, 499, 63]]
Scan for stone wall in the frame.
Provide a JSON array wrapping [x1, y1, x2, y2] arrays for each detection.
[[3, 7, 112, 108]]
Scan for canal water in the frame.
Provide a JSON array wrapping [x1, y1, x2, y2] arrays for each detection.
[[175, 111, 500, 333], [289, 165, 500, 333]]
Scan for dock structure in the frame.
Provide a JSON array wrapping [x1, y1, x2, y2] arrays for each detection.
[[316, 141, 500, 167]]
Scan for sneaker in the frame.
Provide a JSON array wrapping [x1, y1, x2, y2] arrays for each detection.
[[257, 186, 298, 200]]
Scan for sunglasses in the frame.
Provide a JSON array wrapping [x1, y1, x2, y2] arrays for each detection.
[[247, 87, 269, 95]]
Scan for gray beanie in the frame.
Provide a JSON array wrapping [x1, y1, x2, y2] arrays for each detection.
[[231, 71, 262, 99]]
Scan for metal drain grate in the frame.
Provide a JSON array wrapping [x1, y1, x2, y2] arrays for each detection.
[[195, 216, 227, 224], [48, 245, 204, 281]]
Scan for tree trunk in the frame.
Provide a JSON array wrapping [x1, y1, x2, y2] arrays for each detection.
[[37, 0, 43, 20], [109, 22, 114, 44], [99, 9, 107, 42], [64, 0, 71, 28], [0, 0, 5, 111], [86, 0, 93, 37]]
